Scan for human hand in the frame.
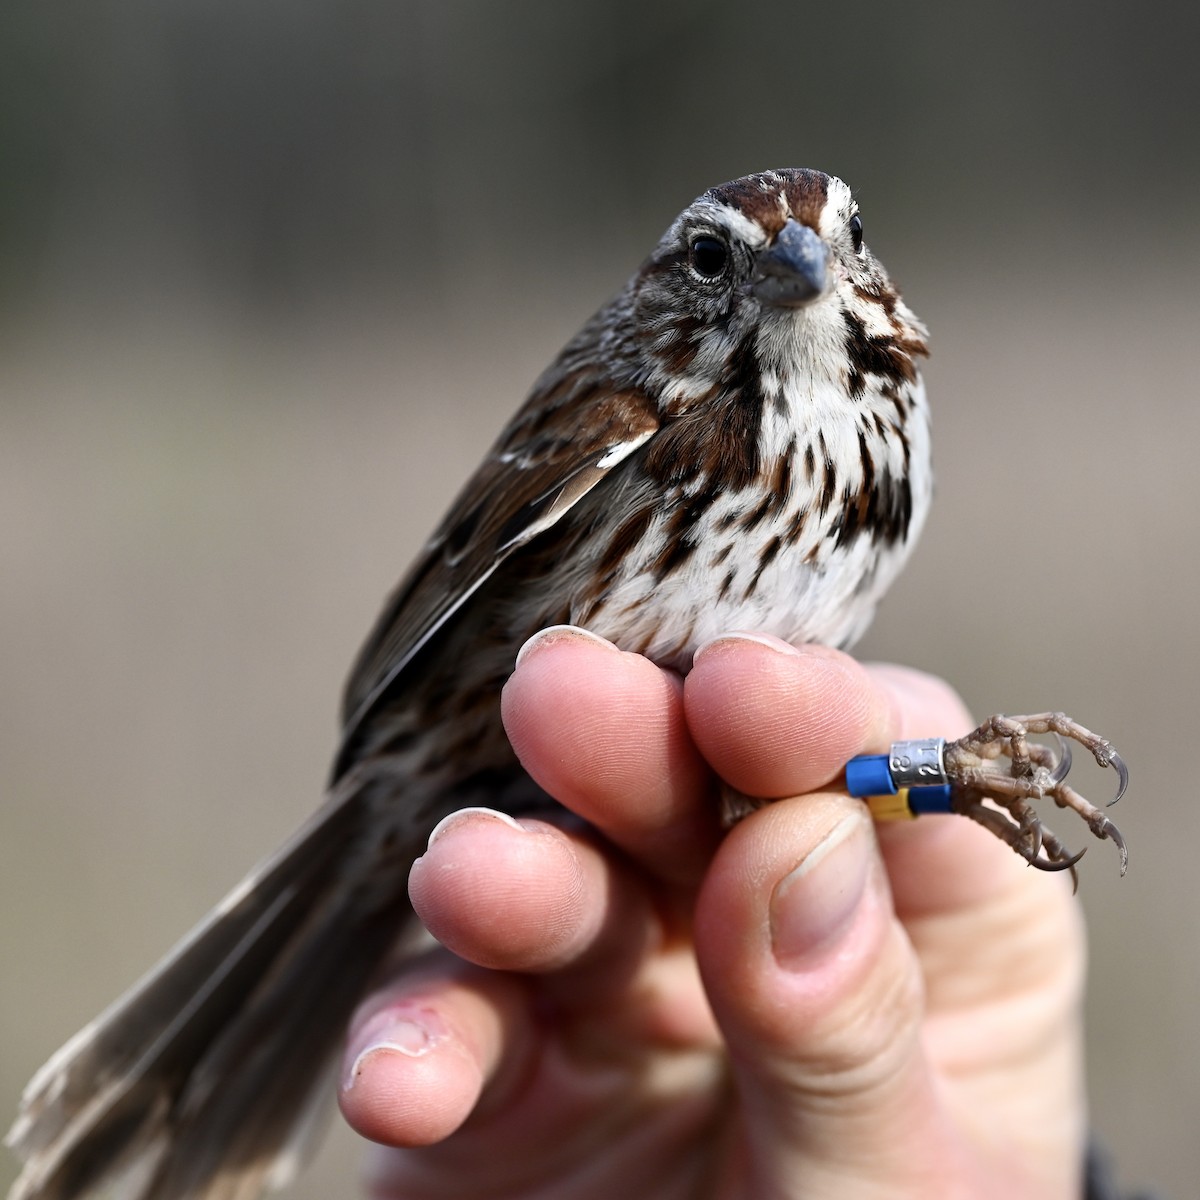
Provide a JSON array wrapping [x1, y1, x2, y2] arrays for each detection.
[[338, 628, 1086, 1199]]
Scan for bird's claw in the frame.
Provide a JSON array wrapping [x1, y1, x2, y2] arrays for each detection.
[[1029, 844, 1087, 874], [1048, 733, 1073, 786], [943, 712, 1128, 879], [1107, 751, 1130, 806]]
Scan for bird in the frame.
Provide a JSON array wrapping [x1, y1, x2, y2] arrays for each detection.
[[5, 167, 1127, 1200]]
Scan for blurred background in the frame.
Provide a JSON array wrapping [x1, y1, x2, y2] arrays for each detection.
[[1, 0, 1196, 1195]]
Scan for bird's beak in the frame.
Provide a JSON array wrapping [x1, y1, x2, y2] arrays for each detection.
[[750, 218, 829, 308]]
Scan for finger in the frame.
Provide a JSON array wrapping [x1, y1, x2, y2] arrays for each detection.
[[346, 808, 721, 1168], [865, 660, 976, 742], [686, 635, 1052, 910], [859, 661, 1019, 915], [694, 791, 986, 1194], [866, 674, 1086, 1094], [345, 945, 721, 1197], [684, 634, 896, 797], [409, 808, 631, 974], [339, 959, 529, 1148], [501, 625, 719, 883], [408, 808, 719, 1044], [688, 636, 1084, 1056]]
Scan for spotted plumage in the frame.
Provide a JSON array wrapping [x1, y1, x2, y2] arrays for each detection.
[[10, 168, 934, 1200]]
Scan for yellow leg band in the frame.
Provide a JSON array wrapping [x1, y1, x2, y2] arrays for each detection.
[[866, 789, 917, 821]]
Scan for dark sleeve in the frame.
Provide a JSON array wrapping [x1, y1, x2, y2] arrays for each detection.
[[1084, 1138, 1162, 1200]]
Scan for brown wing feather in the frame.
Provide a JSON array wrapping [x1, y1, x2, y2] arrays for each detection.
[[336, 370, 659, 765]]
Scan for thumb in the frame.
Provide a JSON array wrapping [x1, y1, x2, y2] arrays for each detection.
[[694, 792, 983, 1197]]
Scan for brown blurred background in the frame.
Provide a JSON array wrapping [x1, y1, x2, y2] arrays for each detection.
[[1, 1, 1196, 1196]]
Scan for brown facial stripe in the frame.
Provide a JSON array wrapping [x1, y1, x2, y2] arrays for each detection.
[[848, 288, 930, 361], [643, 310, 707, 376], [706, 169, 829, 235], [842, 310, 920, 387], [853, 281, 898, 319]]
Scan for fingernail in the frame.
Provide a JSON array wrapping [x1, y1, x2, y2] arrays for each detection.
[[770, 811, 873, 969], [693, 631, 805, 666], [426, 806, 525, 851], [514, 624, 620, 670], [342, 1006, 444, 1091]]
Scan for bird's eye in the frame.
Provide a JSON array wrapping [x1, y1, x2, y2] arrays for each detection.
[[688, 235, 730, 279], [849, 213, 864, 254]]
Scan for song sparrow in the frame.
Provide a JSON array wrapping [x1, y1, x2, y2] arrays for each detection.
[[7, 168, 1126, 1200]]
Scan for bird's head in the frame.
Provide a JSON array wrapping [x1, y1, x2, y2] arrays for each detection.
[[632, 168, 926, 410]]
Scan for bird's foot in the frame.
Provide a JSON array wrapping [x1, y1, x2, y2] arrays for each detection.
[[944, 712, 1128, 882]]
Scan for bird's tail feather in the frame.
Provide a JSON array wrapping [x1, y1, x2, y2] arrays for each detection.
[[7, 775, 408, 1200]]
